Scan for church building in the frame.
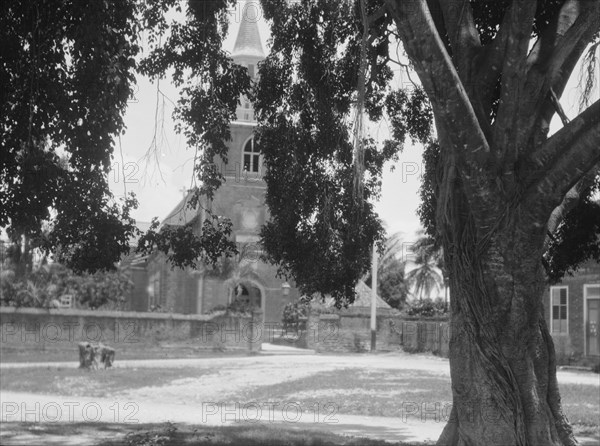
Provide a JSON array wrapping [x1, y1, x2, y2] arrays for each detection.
[[134, 11, 301, 324]]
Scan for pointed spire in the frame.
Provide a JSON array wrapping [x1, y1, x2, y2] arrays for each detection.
[[231, 3, 265, 59]]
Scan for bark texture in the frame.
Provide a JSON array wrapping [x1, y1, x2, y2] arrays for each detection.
[[382, 0, 600, 444], [434, 157, 577, 446]]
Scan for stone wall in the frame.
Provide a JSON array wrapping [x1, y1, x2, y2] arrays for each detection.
[[0, 307, 262, 357], [305, 311, 450, 356]]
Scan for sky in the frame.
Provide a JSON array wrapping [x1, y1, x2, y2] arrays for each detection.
[[111, 1, 597, 249], [111, 1, 426, 246]]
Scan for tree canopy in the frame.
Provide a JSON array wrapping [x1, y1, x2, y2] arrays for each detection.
[[1, 0, 142, 272], [0, 0, 239, 274], [3, 1, 600, 444], [2, 0, 597, 289], [2, 0, 598, 291]]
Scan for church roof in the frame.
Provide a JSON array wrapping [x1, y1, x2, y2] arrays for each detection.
[[231, 4, 265, 59], [162, 191, 199, 227]]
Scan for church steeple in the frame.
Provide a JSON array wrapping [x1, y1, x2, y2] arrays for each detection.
[[231, 3, 265, 122], [231, 4, 265, 60]]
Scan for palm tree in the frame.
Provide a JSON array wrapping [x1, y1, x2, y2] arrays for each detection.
[[406, 232, 444, 302]]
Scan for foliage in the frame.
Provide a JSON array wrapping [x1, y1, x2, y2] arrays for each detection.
[[206, 299, 257, 316], [48, 194, 141, 274], [404, 297, 448, 318], [364, 232, 409, 309], [136, 213, 238, 270], [543, 177, 600, 284], [281, 300, 310, 332], [374, 258, 409, 309], [1, 0, 240, 274], [1, 0, 142, 272], [403, 233, 444, 302], [406, 263, 442, 302], [0, 263, 133, 309], [255, 0, 402, 303], [417, 141, 441, 242], [126, 422, 178, 446], [138, 0, 250, 201], [226, 296, 258, 315]]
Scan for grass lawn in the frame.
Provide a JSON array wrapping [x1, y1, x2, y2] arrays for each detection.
[[0, 366, 210, 397], [0, 422, 424, 446], [236, 369, 600, 437], [1, 362, 598, 440], [237, 369, 451, 419], [0, 345, 249, 363]]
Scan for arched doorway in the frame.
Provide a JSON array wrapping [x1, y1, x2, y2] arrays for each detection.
[[230, 279, 266, 325], [233, 283, 261, 309]]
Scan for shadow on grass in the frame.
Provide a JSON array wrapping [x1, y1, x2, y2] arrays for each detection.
[[0, 422, 430, 446]]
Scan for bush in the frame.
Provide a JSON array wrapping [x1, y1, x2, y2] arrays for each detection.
[[282, 300, 310, 332], [126, 422, 178, 446], [226, 298, 256, 315], [206, 300, 258, 316], [404, 298, 448, 317], [0, 263, 133, 309]]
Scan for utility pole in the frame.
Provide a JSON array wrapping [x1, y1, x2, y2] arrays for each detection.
[[371, 242, 377, 352]]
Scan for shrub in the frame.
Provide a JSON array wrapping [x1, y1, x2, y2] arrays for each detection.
[[0, 263, 133, 309], [227, 297, 260, 315], [404, 298, 448, 317], [282, 300, 310, 332]]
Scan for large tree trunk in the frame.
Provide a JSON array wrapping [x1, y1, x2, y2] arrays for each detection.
[[381, 1, 600, 443], [434, 163, 576, 446]]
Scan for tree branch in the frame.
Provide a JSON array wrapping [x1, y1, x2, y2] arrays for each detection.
[[438, 0, 481, 77], [476, 5, 512, 117], [425, 0, 451, 53], [525, 99, 600, 211], [549, 88, 570, 126], [492, 0, 537, 164], [384, 0, 489, 165], [545, 167, 598, 245], [521, 0, 600, 151], [367, 4, 388, 26]]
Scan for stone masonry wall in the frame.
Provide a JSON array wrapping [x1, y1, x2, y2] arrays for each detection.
[[0, 307, 262, 357], [305, 312, 450, 356]]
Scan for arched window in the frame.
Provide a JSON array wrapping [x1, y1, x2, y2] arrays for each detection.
[[243, 138, 260, 173]]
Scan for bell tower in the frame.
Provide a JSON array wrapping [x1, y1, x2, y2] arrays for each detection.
[[231, 4, 265, 123], [197, 5, 299, 324], [210, 2, 267, 234]]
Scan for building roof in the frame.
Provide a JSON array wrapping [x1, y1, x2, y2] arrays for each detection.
[[128, 221, 152, 248], [352, 280, 392, 309], [314, 280, 392, 310], [231, 4, 265, 59], [161, 191, 199, 227]]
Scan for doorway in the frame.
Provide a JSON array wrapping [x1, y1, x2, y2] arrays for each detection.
[[585, 284, 600, 357]]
